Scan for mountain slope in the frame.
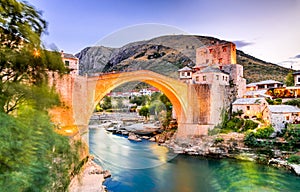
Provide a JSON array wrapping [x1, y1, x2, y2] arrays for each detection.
[[76, 35, 292, 83]]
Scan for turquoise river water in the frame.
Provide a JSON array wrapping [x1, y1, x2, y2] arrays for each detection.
[[89, 128, 300, 192]]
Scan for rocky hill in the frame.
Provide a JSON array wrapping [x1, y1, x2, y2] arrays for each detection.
[[76, 35, 292, 83]]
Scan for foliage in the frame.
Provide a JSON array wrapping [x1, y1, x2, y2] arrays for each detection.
[[0, 1, 78, 191], [241, 120, 259, 132], [254, 126, 274, 139], [100, 96, 112, 110], [287, 155, 300, 164], [0, 108, 79, 191], [214, 137, 224, 144], [232, 109, 243, 117], [266, 98, 282, 105], [283, 99, 300, 108], [0, 0, 66, 113], [139, 105, 149, 119], [284, 124, 300, 149], [130, 95, 149, 106], [285, 71, 294, 87]]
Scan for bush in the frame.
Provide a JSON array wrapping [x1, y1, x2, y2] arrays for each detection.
[[214, 137, 224, 144], [288, 155, 300, 164], [244, 131, 259, 147], [284, 124, 300, 148], [242, 120, 258, 132], [255, 126, 274, 139]]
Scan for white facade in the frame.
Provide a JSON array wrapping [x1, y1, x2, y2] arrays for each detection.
[[268, 105, 300, 133]]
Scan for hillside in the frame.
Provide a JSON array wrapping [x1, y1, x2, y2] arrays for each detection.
[[76, 35, 292, 83]]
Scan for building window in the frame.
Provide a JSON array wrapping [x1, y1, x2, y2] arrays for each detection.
[[206, 59, 209, 64], [286, 116, 290, 121], [209, 49, 213, 53], [65, 60, 70, 66], [218, 58, 223, 64], [181, 72, 185, 77], [246, 106, 250, 110], [203, 76, 206, 81], [196, 76, 199, 81], [216, 75, 219, 80], [187, 72, 190, 76], [225, 76, 228, 81], [223, 76, 225, 81], [298, 77, 300, 83], [222, 46, 227, 52]]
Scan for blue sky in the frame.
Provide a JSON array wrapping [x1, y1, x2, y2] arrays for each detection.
[[27, 0, 300, 69]]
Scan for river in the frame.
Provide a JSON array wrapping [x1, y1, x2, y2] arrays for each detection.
[[89, 128, 300, 192]]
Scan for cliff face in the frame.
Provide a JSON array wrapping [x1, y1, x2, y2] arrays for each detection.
[[76, 35, 291, 82]]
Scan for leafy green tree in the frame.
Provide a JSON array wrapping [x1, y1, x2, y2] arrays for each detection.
[[0, 0, 66, 113], [0, 1, 79, 191], [139, 106, 149, 119], [285, 71, 294, 87], [130, 95, 149, 106], [100, 96, 112, 110]]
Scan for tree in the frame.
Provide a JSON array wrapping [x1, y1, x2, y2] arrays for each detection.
[[285, 71, 294, 87], [0, 1, 78, 191], [0, 0, 66, 113], [139, 106, 149, 119]]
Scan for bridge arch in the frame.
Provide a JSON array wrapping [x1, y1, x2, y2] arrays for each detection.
[[87, 70, 189, 125]]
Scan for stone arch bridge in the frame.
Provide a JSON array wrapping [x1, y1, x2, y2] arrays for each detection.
[[49, 70, 228, 144]]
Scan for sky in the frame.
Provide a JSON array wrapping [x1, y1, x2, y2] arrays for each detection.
[[26, 0, 300, 69]]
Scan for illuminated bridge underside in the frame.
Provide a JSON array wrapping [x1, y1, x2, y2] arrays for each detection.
[[50, 70, 226, 142]]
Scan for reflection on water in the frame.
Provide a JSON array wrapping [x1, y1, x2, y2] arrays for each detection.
[[90, 128, 300, 192]]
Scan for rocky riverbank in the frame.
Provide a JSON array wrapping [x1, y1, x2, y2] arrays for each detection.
[[69, 156, 111, 192], [161, 132, 300, 176]]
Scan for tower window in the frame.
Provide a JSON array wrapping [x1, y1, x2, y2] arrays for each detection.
[[222, 46, 227, 52], [203, 76, 206, 81]]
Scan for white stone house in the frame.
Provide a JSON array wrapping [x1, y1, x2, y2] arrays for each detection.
[[178, 66, 192, 83], [246, 80, 283, 91], [192, 65, 229, 85], [267, 105, 300, 133], [232, 97, 268, 119], [61, 51, 79, 75]]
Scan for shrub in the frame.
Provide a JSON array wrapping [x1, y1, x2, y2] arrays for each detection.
[[244, 131, 259, 147], [242, 120, 258, 132], [288, 155, 300, 164], [214, 137, 224, 144], [255, 125, 274, 139], [284, 124, 300, 148]]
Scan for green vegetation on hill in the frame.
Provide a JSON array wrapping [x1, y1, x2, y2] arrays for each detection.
[[237, 50, 292, 83]]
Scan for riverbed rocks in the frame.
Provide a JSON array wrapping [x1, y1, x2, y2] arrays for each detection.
[[69, 156, 106, 192], [128, 133, 142, 142]]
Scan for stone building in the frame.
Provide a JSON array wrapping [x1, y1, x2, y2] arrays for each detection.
[[232, 97, 268, 119], [178, 66, 193, 83], [196, 41, 237, 68], [267, 105, 300, 133], [246, 80, 283, 91], [178, 41, 246, 98], [192, 65, 229, 85], [61, 51, 79, 75]]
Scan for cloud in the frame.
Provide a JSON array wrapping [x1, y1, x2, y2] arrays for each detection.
[[232, 40, 254, 48], [290, 54, 300, 59]]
